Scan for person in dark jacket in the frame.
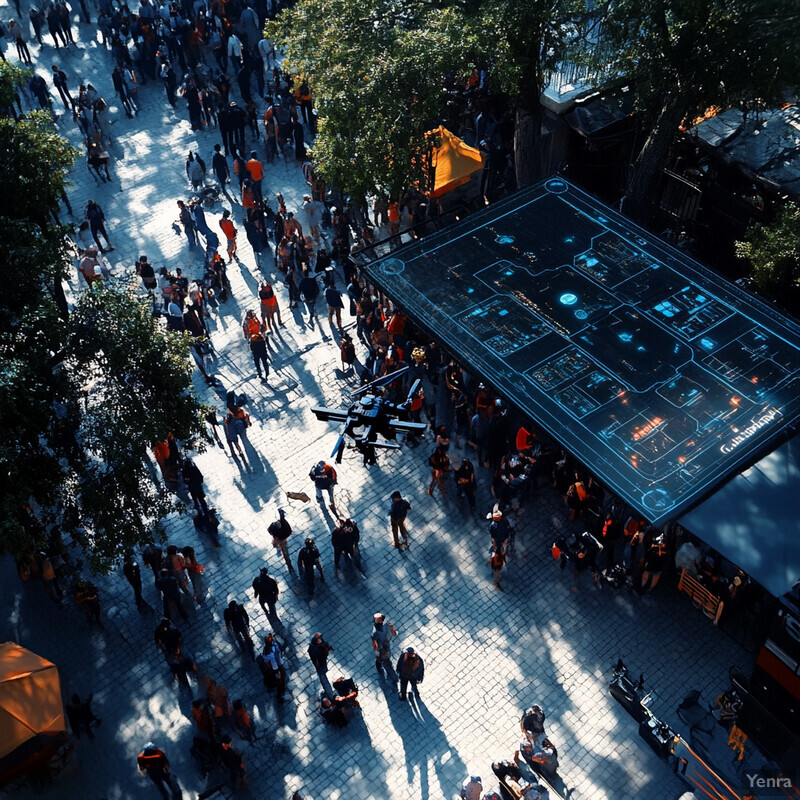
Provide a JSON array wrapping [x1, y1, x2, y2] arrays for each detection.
[[156, 568, 189, 622], [224, 600, 254, 659], [123, 551, 146, 610], [388, 491, 411, 549], [181, 457, 208, 514], [396, 646, 424, 700], [252, 567, 280, 619], [137, 742, 181, 798], [307, 631, 331, 674], [297, 537, 324, 596], [331, 517, 360, 575], [298, 269, 319, 325]]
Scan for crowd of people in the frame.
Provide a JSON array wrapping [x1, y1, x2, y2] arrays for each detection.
[[3, 3, 762, 798]]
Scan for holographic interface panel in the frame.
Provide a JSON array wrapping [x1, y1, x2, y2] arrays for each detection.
[[363, 179, 800, 524]]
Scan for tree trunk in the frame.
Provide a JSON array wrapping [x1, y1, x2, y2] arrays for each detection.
[[623, 93, 686, 225], [514, 103, 543, 189]]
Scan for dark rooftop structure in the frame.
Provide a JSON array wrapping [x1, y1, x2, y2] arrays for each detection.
[[362, 178, 800, 525]]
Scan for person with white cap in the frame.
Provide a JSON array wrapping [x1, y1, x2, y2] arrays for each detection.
[[461, 774, 483, 800], [137, 741, 181, 799], [371, 612, 397, 676], [396, 645, 424, 700]]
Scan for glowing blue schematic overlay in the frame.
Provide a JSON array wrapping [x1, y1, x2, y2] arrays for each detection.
[[362, 179, 800, 524]]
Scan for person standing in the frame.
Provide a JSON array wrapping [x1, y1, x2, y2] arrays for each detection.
[[259, 281, 282, 331], [181, 457, 209, 515], [186, 151, 205, 192], [123, 551, 146, 611], [66, 693, 101, 739], [331, 517, 360, 575], [297, 537, 324, 596], [427, 444, 450, 496], [396, 646, 424, 701], [267, 509, 294, 572], [245, 151, 264, 203], [307, 631, 331, 675], [154, 617, 182, 656], [371, 613, 397, 676], [137, 742, 181, 800], [212, 144, 231, 198], [224, 405, 249, 459], [308, 460, 336, 509], [111, 65, 135, 117], [156, 568, 189, 622], [224, 599, 255, 660], [454, 457, 477, 512], [388, 491, 411, 549], [166, 545, 190, 595], [256, 633, 287, 701], [252, 567, 280, 619]]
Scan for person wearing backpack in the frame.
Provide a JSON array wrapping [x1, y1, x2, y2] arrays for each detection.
[[309, 460, 337, 510]]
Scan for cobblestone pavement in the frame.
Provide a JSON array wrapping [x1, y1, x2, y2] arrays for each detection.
[[1, 13, 756, 800]]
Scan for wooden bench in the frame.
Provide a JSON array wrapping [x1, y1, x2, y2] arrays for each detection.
[[678, 568, 724, 625]]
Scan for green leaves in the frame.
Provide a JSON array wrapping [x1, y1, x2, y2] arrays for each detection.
[[736, 203, 800, 299], [269, 0, 473, 198], [0, 117, 207, 573]]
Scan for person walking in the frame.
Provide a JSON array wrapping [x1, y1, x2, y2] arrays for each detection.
[[242, 309, 270, 382], [371, 613, 397, 677], [307, 631, 331, 675], [186, 151, 205, 192], [156, 568, 189, 622], [245, 151, 264, 203], [224, 599, 255, 660], [388, 491, 411, 549], [396, 646, 424, 701], [123, 551, 146, 611], [298, 269, 320, 326], [427, 444, 450, 496], [331, 517, 360, 575], [8, 20, 31, 64], [137, 742, 181, 800], [85, 200, 113, 252], [176, 200, 197, 248], [302, 194, 322, 242], [489, 547, 506, 590], [267, 508, 294, 572], [154, 617, 182, 657], [219, 210, 238, 261], [256, 632, 287, 701], [297, 537, 324, 596], [309, 460, 337, 510], [325, 284, 344, 333], [259, 281, 282, 331], [224, 404, 250, 458], [454, 457, 477, 512], [489, 509, 512, 557], [252, 567, 280, 619], [166, 545, 190, 595], [165, 644, 196, 688]]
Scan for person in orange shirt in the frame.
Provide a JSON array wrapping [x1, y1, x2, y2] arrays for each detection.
[[245, 151, 264, 202], [241, 179, 257, 211], [219, 209, 238, 262], [388, 201, 400, 235]]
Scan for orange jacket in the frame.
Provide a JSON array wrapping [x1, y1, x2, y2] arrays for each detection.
[[246, 159, 263, 182]]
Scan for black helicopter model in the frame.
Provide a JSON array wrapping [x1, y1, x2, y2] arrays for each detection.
[[311, 367, 427, 464]]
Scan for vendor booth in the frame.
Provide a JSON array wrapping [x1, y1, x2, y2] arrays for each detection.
[[0, 642, 70, 788]]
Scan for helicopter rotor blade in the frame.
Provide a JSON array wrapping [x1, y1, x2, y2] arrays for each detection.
[[404, 378, 422, 405], [352, 365, 411, 397]]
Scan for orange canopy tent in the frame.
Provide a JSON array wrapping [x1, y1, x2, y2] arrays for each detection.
[[0, 643, 67, 787], [424, 126, 483, 198]]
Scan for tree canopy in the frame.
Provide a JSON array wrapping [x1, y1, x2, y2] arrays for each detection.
[[596, 0, 799, 222], [267, 0, 474, 199], [0, 112, 207, 572], [736, 203, 800, 304]]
